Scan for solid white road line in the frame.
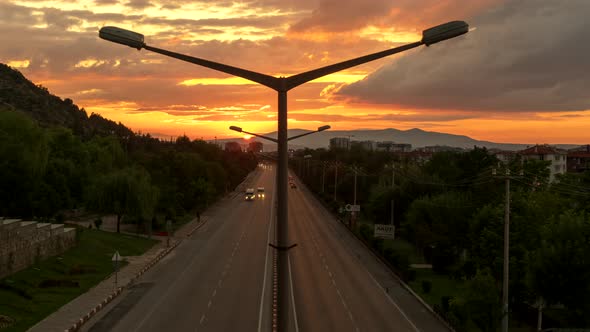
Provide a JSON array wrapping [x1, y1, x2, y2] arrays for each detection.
[[258, 178, 275, 332], [288, 255, 299, 332]]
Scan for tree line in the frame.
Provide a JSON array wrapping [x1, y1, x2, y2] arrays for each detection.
[[0, 108, 257, 231], [291, 145, 590, 330]]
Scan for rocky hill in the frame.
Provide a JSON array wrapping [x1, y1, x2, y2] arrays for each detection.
[[0, 63, 133, 139]]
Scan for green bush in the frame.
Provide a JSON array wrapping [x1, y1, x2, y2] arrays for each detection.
[[422, 280, 432, 293], [93, 218, 102, 230], [441, 295, 453, 312]]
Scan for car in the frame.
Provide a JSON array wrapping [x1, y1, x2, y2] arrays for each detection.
[[245, 188, 255, 201], [290, 182, 297, 189], [257, 187, 265, 198]]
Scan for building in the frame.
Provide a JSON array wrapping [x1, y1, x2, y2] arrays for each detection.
[[400, 151, 434, 164], [329, 137, 350, 150], [391, 143, 412, 152], [224, 141, 242, 152], [351, 140, 376, 151], [417, 145, 464, 153], [247, 141, 263, 153], [519, 145, 567, 182], [375, 141, 394, 152], [489, 149, 518, 164], [567, 144, 590, 173]]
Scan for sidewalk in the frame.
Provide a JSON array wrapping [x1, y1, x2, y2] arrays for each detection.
[[27, 216, 205, 332]]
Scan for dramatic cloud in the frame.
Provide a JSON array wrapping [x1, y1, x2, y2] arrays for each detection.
[[288, 0, 498, 35], [338, 0, 590, 112], [2, 0, 588, 143]]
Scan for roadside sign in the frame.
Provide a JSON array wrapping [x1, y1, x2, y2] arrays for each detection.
[[112, 250, 120, 289], [345, 204, 361, 212], [374, 224, 395, 239]]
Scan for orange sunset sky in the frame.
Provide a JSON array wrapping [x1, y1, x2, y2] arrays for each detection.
[[1, 0, 589, 144]]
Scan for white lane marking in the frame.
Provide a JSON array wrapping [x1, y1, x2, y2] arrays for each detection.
[[288, 255, 299, 332], [132, 243, 202, 332], [258, 175, 275, 332], [200, 314, 206, 325], [208, 300, 212, 308], [298, 195, 360, 331], [298, 185, 421, 332], [212, 289, 216, 297], [364, 267, 420, 332]]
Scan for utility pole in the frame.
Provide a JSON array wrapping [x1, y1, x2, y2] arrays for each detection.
[[390, 163, 395, 229], [502, 168, 510, 332], [353, 167, 358, 206], [391, 163, 395, 188], [322, 162, 326, 193], [334, 163, 338, 201], [494, 166, 519, 332]]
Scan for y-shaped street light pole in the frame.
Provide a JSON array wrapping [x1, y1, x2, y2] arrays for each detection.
[[99, 21, 469, 331]]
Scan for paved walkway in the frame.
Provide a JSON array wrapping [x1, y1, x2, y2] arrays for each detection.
[[27, 216, 205, 332]]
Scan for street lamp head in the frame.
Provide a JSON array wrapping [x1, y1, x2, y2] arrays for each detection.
[[317, 125, 331, 132], [422, 21, 469, 46], [229, 125, 243, 132], [99, 26, 145, 50]]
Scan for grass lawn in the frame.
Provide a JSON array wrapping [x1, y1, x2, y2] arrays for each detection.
[[0, 227, 157, 332], [408, 268, 466, 308], [383, 238, 426, 264]]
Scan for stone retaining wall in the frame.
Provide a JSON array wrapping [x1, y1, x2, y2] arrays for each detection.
[[0, 219, 76, 279]]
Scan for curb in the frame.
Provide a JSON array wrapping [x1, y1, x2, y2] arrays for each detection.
[[62, 227, 187, 332], [347, 226, 456, 332]]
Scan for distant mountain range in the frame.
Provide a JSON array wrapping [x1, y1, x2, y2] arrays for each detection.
[[0, 63, 581, 152], [215, 128, 580, 152]]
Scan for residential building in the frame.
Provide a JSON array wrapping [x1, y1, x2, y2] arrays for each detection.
[[489, 149, 518, 164], [567, 144, 590, 173], [519, 144, 567, 182], [248, 141, 263, 153], [329, 137, 351, 150], [351, 140, 376, 151], [224, 141, 242, 152], [391, 143, 412, 152], [375, 141, 394, 152], [416, 145, 463, 153]]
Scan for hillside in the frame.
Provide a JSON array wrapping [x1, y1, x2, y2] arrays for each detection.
[[0, 63, 133, 139]]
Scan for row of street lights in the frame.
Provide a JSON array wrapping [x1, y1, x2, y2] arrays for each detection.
[[99, 20, 470, 331]]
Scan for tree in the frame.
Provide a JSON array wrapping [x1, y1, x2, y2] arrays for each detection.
[[527, 210, 590, 323], [464, 268, 502, 332], [403, 191, 473, 272], [0, 110, 48, 216], [87, 167, 158, 233]]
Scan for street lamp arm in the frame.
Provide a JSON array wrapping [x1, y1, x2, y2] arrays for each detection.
[[241, 129, 278, 143], [287, 130, 318, 141], [144, 45, 280, 90], [285, 41, 423, 90]]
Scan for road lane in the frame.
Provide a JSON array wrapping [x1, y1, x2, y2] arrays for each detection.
[[85, 166, 275, 332], [288, 172, 449, 332], [84, 163, 448, 332]]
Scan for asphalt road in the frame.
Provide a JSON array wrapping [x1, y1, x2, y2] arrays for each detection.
[[85, 165, 276, 332], [84, 164, 449, 332]]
